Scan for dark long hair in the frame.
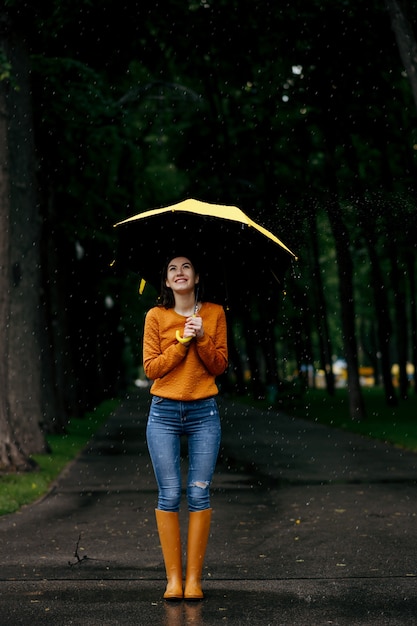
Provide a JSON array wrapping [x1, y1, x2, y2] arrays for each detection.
[[158, 255, 203, 309]]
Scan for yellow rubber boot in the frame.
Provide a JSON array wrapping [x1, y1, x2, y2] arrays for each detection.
[[155, 509, 183, 600], [184, 508, 212, 600]]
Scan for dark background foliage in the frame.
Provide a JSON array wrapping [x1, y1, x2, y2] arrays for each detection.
[[1, 0, 416, 469]]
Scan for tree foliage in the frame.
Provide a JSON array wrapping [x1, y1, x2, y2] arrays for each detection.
[[0, 0, 417, 470]]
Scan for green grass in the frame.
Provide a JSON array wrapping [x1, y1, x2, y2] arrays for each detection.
[[291, 386, 417, 452], [0, 399, 119, 517]]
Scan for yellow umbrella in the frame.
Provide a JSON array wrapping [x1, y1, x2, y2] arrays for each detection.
[[113, 198, 297, 306]]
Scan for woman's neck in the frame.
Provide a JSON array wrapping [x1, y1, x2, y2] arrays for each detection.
[[174, 294, 198, 316]]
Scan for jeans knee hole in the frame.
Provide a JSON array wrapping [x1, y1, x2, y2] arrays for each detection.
[[190, 481, 209, 490]]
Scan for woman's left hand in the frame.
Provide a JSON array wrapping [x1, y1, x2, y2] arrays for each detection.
[[184, 315, 204, 339]]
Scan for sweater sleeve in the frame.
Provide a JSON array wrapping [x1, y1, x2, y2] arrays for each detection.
[[143, 308, 188, 380], [195, 306, 228, 376]]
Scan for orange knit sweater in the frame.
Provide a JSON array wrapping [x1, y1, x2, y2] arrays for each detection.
[[143, 302, 228, 401]]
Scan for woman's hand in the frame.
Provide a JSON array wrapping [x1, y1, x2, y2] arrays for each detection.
[[183, 315, 204, 339]]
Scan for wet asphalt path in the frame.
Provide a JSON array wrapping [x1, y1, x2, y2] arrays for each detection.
[[1, 389, 417, 625]]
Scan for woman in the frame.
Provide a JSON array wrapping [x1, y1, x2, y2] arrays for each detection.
[[143, 255, 228, 601]]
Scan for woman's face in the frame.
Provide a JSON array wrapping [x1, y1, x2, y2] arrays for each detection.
[[165, 257, 199, 296]]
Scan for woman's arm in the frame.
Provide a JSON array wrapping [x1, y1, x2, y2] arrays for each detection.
[[143, 309, 188, 380], [195, 307, 228, 376]]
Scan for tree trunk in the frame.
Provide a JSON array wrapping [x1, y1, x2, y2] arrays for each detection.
[[309, 207, 335, 395], [389, 248, 409, 399], [318, 123, 366, 420], [0, 17, 35, 470], [7, 31, 47, 454], [386, 0, 417, 109], [406, 251, 417, 395], [341, 135, 397, 406], [325, 197, 366, 421], [362, 215, 398, 405]]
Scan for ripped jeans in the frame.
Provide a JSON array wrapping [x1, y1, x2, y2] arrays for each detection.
[[146, 396, 221, 512]]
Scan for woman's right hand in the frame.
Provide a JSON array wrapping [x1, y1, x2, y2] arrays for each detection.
[[182, 317, 196, 339]]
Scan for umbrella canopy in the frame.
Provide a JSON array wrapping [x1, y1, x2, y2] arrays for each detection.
[[113, 198, 297, 307]]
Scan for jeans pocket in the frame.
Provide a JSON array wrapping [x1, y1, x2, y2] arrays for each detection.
[[152, 396, 164, 405]]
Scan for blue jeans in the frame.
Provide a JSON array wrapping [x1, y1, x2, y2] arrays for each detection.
[[146, 396, 221, 512]]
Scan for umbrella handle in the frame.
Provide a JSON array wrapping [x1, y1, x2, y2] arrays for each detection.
[[176, 304, 198, 344], [176, 330, 193, 344]]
